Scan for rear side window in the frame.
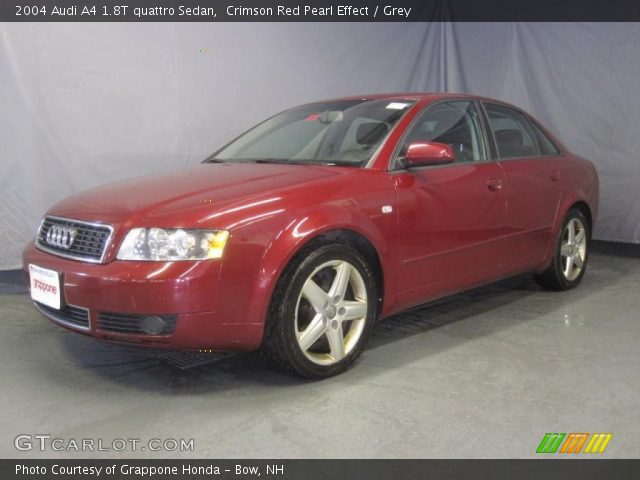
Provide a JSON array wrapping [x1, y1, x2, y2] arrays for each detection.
[[485, 104, 541, 159], [529, 118, 561, 155]]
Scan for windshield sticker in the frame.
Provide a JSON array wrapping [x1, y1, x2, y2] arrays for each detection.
[[304, 113, 321, 121], [386, 102, 410, 110]]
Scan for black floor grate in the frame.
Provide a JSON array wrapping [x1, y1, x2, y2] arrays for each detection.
[[157, 350, 237, 370]]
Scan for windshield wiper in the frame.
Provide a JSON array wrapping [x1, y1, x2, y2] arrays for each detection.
[[205, 158, 360, 167], [253, 159, 303, 165], [203, 158, 302, 165], [253, 159, 360, 167]]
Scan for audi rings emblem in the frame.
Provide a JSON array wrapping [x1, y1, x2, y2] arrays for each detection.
[[46, 225, 77, 250]]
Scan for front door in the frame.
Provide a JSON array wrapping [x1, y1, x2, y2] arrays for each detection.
[[393, 100, 508, 308]]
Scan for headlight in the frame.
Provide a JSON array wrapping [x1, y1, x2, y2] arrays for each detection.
[[117, 228, 229, 261]]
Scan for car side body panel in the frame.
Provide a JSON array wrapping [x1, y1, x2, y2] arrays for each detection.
[[391, 161, 509, 311]]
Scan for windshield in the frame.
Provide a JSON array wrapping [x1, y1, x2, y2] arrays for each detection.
[[206, 99, 415, 166]]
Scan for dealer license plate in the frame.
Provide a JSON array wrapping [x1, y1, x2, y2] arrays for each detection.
[[29, 264, 61, 310]]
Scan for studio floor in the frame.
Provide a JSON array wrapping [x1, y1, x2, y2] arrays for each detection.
[[1, 248, 638, 459]]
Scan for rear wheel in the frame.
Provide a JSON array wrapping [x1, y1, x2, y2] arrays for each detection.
[[534, 208, 590, 290], [262, 243, 378, 379]]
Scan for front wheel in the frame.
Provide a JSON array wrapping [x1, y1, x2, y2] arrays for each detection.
[[534, 208, 590, 291], [262, 243, 378, 379]]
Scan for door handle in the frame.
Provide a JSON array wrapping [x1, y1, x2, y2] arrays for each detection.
[[486, 179, 503, 191], [550, 169, 560, 182]]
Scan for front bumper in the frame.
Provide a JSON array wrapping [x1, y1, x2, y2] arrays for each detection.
[[23, 242, 262, 351]]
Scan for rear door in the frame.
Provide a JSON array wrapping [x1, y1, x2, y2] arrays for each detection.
[[392, 100, 508, 307], [483, 103, 563, 273]]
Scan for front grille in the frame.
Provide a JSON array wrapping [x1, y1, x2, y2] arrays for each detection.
[[36, 216, 113, 263], [34, 302, 90, 329], [97, 312, 177, 336]]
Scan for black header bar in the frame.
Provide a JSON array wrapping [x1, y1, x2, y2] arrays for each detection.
[[2, 0, 640, 22]]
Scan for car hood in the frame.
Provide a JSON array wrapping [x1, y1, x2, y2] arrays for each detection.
[[48, 163, 355, 226]]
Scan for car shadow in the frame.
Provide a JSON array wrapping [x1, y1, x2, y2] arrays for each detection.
[[53, 251, 630, 393]]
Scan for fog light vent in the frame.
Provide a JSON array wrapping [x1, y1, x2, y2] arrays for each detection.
[[97, 312, 177, 336], [141, 315, 165, 335]]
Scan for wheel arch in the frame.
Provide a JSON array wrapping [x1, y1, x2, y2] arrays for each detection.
[[246, 217, 390, 346], [304, 228, 385, 313], [541, 196, 595, 270], [570, 200, 593, 234], [258, 230, 383, 377]]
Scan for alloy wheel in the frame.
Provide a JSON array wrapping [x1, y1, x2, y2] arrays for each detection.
[[560, 217, 587, 281], [294, 260, 368, 366]]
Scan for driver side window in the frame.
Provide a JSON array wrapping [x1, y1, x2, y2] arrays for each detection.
[[399, 101, 487, 165]]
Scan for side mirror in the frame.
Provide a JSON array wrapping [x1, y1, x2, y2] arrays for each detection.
[[404, 141, 455, 167]]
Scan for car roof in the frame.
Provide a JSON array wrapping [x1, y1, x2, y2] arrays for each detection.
[[322, 92, 514, 106]]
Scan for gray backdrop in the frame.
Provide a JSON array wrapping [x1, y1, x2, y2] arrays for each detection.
[[1, 22, 639, 269]]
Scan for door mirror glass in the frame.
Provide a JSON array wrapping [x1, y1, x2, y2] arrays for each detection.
[[404, 142, 455, 167]]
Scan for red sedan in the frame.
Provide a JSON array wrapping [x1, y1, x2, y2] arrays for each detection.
[[23, 93, 598, 378]]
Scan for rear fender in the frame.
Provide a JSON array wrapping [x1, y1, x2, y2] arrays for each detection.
[[540, 161, 598, 269]]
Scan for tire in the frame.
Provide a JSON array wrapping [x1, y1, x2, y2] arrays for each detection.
[[534, 208, 590, 291], [262, 243, 378, 379]]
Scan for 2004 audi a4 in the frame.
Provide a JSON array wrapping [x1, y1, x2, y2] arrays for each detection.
[[23, 93, 598, 378]]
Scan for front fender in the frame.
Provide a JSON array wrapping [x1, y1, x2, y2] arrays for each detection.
[[247, 205, 395, 340], [211, 169, 398, 348]]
